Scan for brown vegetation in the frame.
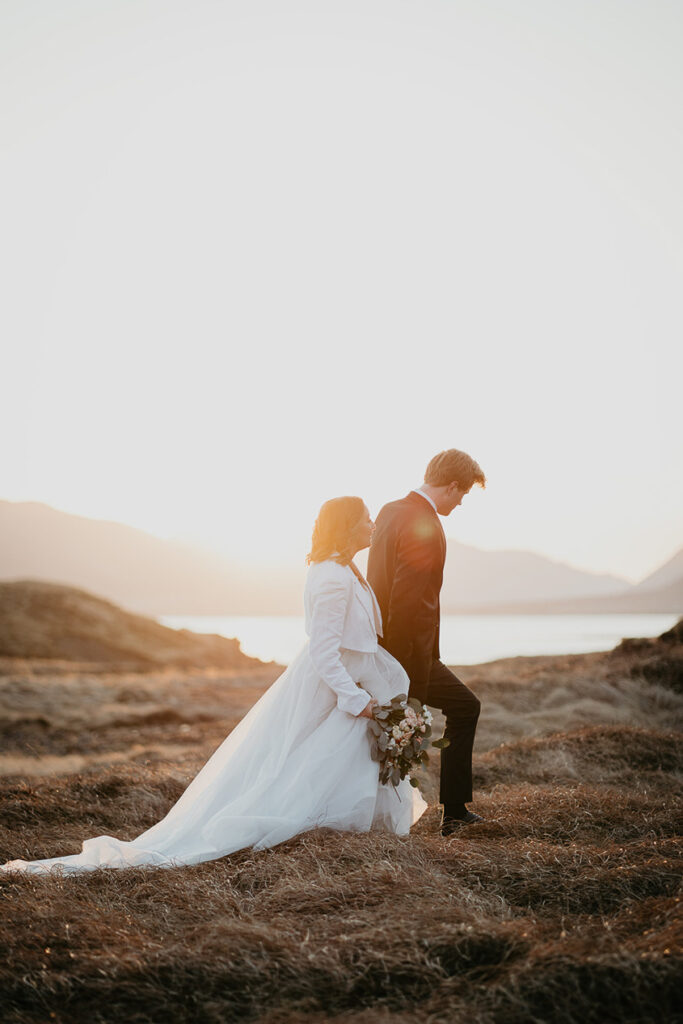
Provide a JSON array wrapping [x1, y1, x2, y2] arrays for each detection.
[[0, 621, 681, 1023], [0, 581, 263, 670]]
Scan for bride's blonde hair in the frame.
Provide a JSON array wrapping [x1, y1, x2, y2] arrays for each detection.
[[306, 496, 366, 567]]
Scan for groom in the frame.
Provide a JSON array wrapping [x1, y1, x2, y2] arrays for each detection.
[[367, 449, 486, 835]]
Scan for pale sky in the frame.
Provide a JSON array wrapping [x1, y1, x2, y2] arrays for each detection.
[[2, 0, 682, 582]]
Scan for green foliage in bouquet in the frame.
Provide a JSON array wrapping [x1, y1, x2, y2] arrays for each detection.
[[367, 694, 449, 788]]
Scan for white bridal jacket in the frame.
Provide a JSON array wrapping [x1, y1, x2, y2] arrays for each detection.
[[304, 558, 385, 716], [1, 559, 427, 875]]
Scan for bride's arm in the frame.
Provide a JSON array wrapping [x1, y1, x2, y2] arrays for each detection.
[[309, 571, 375, 717]]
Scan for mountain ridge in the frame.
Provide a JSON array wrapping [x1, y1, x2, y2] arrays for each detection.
[[1, 500, 680, 615]]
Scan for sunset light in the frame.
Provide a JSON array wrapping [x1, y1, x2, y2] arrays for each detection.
[[2, 1, 682, 581], [1, 6, 682, 1022]]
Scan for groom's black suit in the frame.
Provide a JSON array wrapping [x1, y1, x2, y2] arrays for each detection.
[[367, 491, 480, 812]]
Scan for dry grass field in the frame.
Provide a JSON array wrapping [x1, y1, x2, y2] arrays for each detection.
[[1, 618, 682, 1023]]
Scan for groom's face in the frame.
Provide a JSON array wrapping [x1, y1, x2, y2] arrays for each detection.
[[441, 482, 469, 515]]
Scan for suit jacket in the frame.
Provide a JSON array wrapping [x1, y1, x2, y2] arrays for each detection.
[[304, 559, 383, 716], [366, 491, 447, 703]]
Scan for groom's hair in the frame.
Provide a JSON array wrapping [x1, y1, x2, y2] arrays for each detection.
[[425, 449, 486, 491]]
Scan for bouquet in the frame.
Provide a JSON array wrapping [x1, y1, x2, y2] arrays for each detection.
[[367, 694, 449, 788]]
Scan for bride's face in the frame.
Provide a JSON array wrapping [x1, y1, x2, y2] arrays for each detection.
[[350, 505, 375, 551]]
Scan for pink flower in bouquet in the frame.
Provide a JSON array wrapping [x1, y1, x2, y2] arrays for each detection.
[[366, 694, 450, 788]]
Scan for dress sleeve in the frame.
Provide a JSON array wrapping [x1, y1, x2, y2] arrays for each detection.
[[308, 572, 372, 716]]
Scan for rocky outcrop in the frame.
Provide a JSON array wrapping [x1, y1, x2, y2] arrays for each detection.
[[610, 617, 683, 692]]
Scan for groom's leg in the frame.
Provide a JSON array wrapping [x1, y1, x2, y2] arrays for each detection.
[[424, 660, 481, 814]]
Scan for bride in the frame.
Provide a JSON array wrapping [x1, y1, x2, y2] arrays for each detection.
[[1, 497, 427, 874]]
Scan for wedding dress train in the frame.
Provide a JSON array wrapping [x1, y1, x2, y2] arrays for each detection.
[[1, 643, 427, 875]]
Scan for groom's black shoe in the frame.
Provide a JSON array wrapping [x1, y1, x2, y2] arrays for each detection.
[[441, 810, 484, 836]]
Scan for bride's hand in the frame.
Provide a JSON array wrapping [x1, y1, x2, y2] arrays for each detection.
[[357, 697, 378, 719]]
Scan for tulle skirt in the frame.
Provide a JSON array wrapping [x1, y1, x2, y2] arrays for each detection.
[[1, 645, 427, 874]]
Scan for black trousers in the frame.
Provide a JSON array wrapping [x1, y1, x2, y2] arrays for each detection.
[[423, 660, 481, 811]]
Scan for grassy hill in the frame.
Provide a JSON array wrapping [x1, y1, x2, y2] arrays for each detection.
[[0, 621, 681, 1023], [0, 580, 263, 670]]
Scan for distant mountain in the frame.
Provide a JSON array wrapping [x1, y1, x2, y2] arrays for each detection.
[[439, 541, 628, 611], [0, 501, 305, 615], [633, 548, 683, 593], [447, 548, 683, 614], [451, 578, 683, 615], [0, 500, 679, 615], [441, 544, 683, 614]]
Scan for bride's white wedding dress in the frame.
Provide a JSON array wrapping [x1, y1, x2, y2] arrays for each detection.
[[1, 559, 427, 874]]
